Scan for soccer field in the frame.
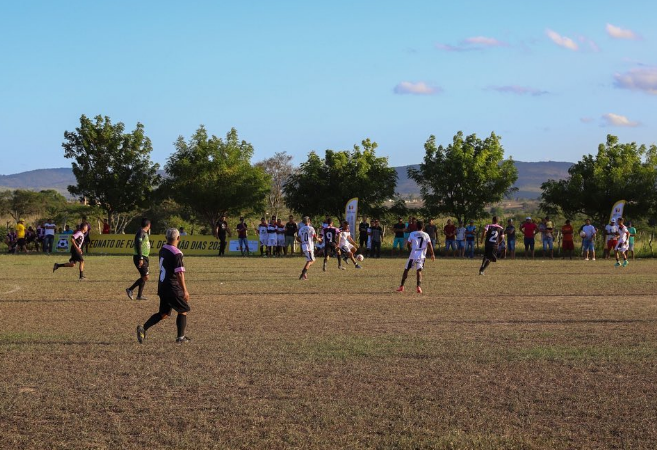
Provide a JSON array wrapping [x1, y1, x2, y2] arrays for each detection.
[[1, 254, 656, 449]]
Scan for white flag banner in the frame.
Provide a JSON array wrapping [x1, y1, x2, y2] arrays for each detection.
[[610, 200, 626, 223], [345, 197, 358, 240]]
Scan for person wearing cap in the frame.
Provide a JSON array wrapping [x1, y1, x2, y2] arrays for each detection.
[[15, 219, 27, 253], [505, 219, 516, 259], [465, 220, 477, 259], [236, 217, 249, 256], [604, 218, 619, 259], [519, 217, 537, 259]]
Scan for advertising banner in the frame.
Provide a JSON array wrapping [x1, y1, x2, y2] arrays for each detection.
[[345, 197, 358, 240], [610, 200, 626, 223], [76, 234, 250, 256]]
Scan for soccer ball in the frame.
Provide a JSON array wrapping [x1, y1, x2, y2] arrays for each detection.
[[579, 231, 587, 238], [356, 254, 364, 262]]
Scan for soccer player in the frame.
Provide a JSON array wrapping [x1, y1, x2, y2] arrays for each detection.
[[258, 217, 268, 257], [614, 217, 630, 267], [52, 223, 88, 280], [338, 222, 362, 269], [267, 216, 278, 257], [136, 228, 191, 344], [321, 218, 343, 271], [479, 216, 504, 275], [126, 218, 151, 300], [396, 220, 435, 293], [296, 216, 317, 280], [276, 217, 286, 257]]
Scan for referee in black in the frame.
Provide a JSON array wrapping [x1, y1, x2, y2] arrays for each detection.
[[137, 227, 191, 344], [126, 218, 151, 300]]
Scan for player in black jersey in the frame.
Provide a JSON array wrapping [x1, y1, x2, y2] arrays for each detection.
[[52, 223, 88, 280], [136, 228, 191, 344], [126, 218, 151, 300], [479, 216, 504, 275], [321, 218, 344, 271]]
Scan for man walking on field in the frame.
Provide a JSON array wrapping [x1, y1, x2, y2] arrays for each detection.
[[297, 216, 317, 280], [126, 218, 151, 300], [396, 220, 435, 294], [137, 228, 191, 344]]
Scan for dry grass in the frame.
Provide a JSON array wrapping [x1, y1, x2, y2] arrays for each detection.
[[1, 253, 656, 449]]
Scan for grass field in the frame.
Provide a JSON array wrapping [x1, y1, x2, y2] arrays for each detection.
[[1, 253, 656, 449]]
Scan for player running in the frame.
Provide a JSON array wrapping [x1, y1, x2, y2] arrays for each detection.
[[321, 218, 343, 271], [614, 217, 630, 267], [338, 222, 362, 269], [52, 223, 89, 280], [136, 227, 191, 344], [126, 218, 151, 300], [396, 220, 434, 293], [296, 216, 317, 280], [479, 216, 504, 275]]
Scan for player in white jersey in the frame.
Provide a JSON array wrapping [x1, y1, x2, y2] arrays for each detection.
[[276, 218, 286, 256], [296, 216, 318, 280], [338, 222, 362, 269], [266, 216, 278, 257], [396, 220, 435, 293], [614, 217, 630, 267], [258, 217, 269, 257]]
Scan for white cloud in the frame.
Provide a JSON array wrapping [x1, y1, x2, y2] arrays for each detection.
[[580, 117, 595, 124], [488, 85, 548, 96], [546, 29, 578, 51], [601, 113, 640, 127], [461, 36, 508, 47], [614, 67, 657, 95], [606, 23, 641, 40], [393, 81, 442, 95]]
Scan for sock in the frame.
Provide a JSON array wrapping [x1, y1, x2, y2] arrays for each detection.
[[137, 279, 145, 297], [79, 270, 84, 278], [176, 314, 187, 338], [129, 279, 140, 291], [301, 268, 307, 276], [400, 270, 408, 287], [144, 313, 162, 331]]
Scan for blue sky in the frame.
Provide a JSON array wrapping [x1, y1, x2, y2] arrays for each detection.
[[1, 1, 655, 173]]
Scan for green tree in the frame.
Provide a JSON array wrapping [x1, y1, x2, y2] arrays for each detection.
[[408, 132, 518, 224], [164, 126, 270, 230], [256, 151, 294, 217], [283, 139, 397, 219], [541, 135, 657, 225], [62, 115, 160, 233]]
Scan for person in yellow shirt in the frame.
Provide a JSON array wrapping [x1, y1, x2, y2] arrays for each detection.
[[15, 219, 27, 253]]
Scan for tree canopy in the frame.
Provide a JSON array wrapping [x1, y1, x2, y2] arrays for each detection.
[[408, 131, 517, 223], [256, 152, 294, 218], [541, 134, 657, 225], [163, 126, 270, 230], [62, 115, 160, 232], [283, 139, 397, 220]]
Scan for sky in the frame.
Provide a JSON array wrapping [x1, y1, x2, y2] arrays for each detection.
[[1, 1, 656, 174]]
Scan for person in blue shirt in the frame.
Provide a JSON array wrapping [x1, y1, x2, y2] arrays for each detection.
[[465, 220, 477, 258]]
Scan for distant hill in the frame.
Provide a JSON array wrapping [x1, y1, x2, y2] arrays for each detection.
[[2, 162, 573, 200], [395, 161, 572, 199]]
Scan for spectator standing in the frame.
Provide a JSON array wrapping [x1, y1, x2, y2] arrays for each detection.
[[258, 217, 268, 257], [36, 222, 44, 252], [43, 218, 57, 254], [62, 225, 73, 234], [455, 221, 466, 257], [581, 218, 597, 261], [604, 218, 619, 259], [179, 227, 188, 236], [520, 217, 537, 259], [425, 218, 438, 249], [561, 219, 574, 259], [358, 217, 369, 251], [392, 217, 406, 257], [15, 219, 27, 253], [102, 219, 110, 234], [369, 219, 383, 258], [542, 216, 554, 259], [236, 217, 249, 256], [443, 219, 457, 257], [285, 215, 298, 256], [505, 219, 516, 259], [215, 214, 230, 256], [627, 221, 637, 260], [465, 220, 477, 259]]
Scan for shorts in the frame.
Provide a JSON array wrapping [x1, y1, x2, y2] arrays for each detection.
[[277, 235, 285, 246], [456, 240, 465, 250], [484, 245, 498, 262], [17, 238, 26, 247], [267, 235, 277, 246], [158, 291, 190, 316], [260, 236, 268, 246], [303, 248, 315, 262], [629, 241, 635, 251], [393, 237, 405, 249], [523, 237, 535, 250], [340, 244, 355, 254], [507, 239, 516, 251], [542, 236, 554, 250], [285, 235, 296, 247], [607, 240, 618, 251], [133, 255, 149, 277], [69, 249, 84, 263], [615, 241, 629, 252], [405, 256, 425, 271], [582, 238, 594, 252], [562, 240, 574, 251], [445, 239, 457, 250]]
